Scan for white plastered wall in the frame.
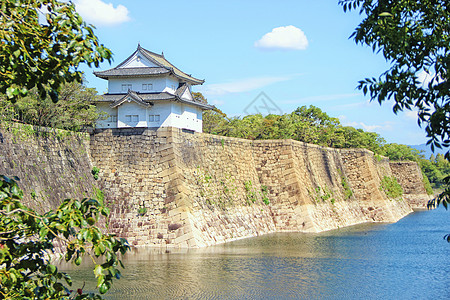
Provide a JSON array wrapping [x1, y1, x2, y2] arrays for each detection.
[[108, 77, 168, 94], [96, 103, 117, 128], [147, 102, 172, 128], [117, 102, 148, 128], [162, 77, 179, 94], [108, 76, 180, 94], [181, 88, 193, 100], [96, 101, 203, 132], [119, 52, 159, 68], [166, 102, 202, 132]]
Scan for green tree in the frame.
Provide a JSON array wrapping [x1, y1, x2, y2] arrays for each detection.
[[202, 104, 387, 151], [192, 92, 208, 104], [0, 81, 106, 131], [291, 106, 340, 146], [0, 176, 129, 299], [0, 0, 111, 102], [379, 143, 422, 161], [0, 0, 129, 297], [420, 159, 444, 188], [339, 0, 450, 211], [202, 107, 230, 135]]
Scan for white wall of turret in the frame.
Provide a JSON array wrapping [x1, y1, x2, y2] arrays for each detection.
[[96, 101, 203, 132], [108, 76, 179, 94], [121, 54, 158, 68]]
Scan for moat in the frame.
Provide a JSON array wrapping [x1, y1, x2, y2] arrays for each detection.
[[61, 207, 450, 299]]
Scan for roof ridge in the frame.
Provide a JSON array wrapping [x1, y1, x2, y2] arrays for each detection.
[[95, 45, 205, 85], [114, 48, 139, 69], [140, 47, 164, 58], [139, 48, 170, 71], [110, 90, 150, 108], [175, 83, 188, 97], [138, 46, 204, 84]]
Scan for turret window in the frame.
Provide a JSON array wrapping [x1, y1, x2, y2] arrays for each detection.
[[122, 84, 132, 92], [108, 115, 117, 122], [149, 115, 160, 122], [125, 115, 139, 122], [142, 83, 153, 91]]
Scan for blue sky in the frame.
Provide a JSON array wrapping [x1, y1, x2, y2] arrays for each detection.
[[74, 0, 428, 145]]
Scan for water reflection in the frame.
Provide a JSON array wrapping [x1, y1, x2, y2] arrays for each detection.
[[61, 209, 450, 299]]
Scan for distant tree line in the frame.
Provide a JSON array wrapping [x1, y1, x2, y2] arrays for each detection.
[[203, 105, 384, 152], [0, 81, 104, 132]]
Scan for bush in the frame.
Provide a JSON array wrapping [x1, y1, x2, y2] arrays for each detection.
[[92, 166, 100, 180], [0, 175, 129, 299], [380, 176, 404, 199]]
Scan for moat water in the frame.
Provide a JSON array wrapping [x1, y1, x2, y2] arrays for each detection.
[[61, 207, 450, 299]]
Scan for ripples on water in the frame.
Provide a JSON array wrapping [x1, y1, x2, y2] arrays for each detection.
[[61, 208, 450, 299]]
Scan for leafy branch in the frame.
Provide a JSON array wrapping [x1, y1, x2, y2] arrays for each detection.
[[0, 175, 129, 298]]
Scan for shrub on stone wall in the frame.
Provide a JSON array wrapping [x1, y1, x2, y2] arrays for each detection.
[[380, 176, 404, 200]]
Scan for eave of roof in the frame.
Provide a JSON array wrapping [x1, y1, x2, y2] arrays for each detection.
[[110, 91, 152, 108], [175, 96, 213, 110], [96, 91, 214, 110], [93, 67, 170, 79], [140, 49, 205, 85]]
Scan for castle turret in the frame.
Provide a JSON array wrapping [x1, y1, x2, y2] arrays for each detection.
[[94, 45, 212, 132]]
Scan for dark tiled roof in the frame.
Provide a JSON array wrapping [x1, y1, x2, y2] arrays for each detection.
[[97, 90, 214, 110], [175, 83, 189, 98], [94, 67, 169, 79], [110, 90, 152, 108], [98, 92, 176, 102], [94, 45, 205, 85]]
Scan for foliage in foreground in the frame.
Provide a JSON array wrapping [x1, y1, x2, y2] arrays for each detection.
[[339, 0, 450, 220], [0, 0, 111, 102], [339, 0, 450, 153], [0, 175, 129, 299]]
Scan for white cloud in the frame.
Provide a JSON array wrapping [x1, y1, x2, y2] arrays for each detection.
[[417, 70, 434, 87], [199, 75, 292, 96], [404, 110, 418, 120], [360, 123, 383, 132], [255, 25, 308, 50], [417, 70, 445, 87], [342, 121, 393, 132], [74, 0, 130, 26]]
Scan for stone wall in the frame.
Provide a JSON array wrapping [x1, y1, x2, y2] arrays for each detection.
[[89, 127, 428, 248], [389, 161, 431, 209], [0, 124, 429, 248], [0, 124, 98, 212]]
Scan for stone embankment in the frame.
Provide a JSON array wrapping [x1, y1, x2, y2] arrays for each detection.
[[0, 125, 98, 213], [0, 124, 431, 248], [89, 127, 431, 248], [389, 161, 431, 210]]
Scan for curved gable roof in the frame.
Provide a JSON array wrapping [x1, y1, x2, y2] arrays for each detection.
[[110, 90, 152, 108], [94, 45, 205, 85]]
